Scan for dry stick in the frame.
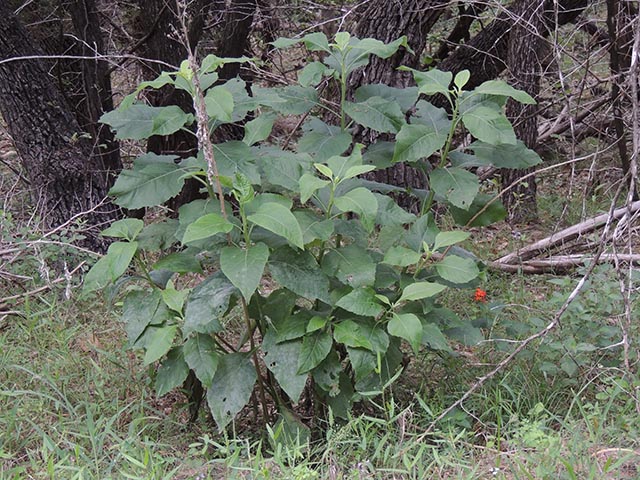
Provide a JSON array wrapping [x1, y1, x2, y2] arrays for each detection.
[[416, 190, 624, 441], [176, 1, 270, 425], [496, 200, 640, 265], [0, 262, 86, 304]]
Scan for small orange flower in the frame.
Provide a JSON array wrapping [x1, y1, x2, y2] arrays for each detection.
[[474, 288, 487, 303]]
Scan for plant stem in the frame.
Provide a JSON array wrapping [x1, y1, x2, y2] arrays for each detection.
[[420, 92, 461, 216], [241, 297, 271, 426]]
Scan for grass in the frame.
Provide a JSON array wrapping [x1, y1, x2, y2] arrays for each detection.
[[1, 275, 639, 479]]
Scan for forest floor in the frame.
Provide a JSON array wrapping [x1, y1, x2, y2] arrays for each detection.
[[1, 128, 640, 479]]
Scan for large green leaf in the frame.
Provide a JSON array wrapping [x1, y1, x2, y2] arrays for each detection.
[[474, 80, 536, 104], [182, 213, 234, 244], [398, 282, 446, 302], [83, 241, 137, 292], [184, 272, 237, 335], [334, 320, 373, 350], [430, 167, 479, 210], [206, 353, 257, 430], [347, 348, 376, 381], [183, 333, 219, 387], [213, 141, 261, 184], [450, 193, 507, 227], [101, 219, 144, 241], [297, 331, 333, 374], [355, 84, 419, 113], [393, 124, 448, 164], [312, 350, 342, 393], [343, 97, 405, 134], [433, 231, 470, 251], [388, 313, 422, 354], [155, 347, 189, 397], [407, 68, 452, 97], [405, 213, 439, 253], [262, 329, 307, 402], [153, 252, 202, 274], [336, 288, 384, 317], [109, 154, 188, 209], [143, 324, 178, 365], [469, 141, 542, 169], [435, 255, 479, 284], [101, 104, 192, 140], [298, 61, 328, 87], [299, 174, 330, 204], [322, 245, 376, 288], [258, 148, 313, 192], [298, 118, 352, 163], [243, 112, 276, 146], [204, 85, 234, 122], [137, 220, 178, 251], [374, 194, 417, 227], [123, 289, 171, 347], [220, 243, 269, 301], [248, 203, 304, 249], [383, 246, 421, 267], [422, 323, 452, 352], [462, 106, 516, 145], [268, 247, 331, 303], [333, 187, 378, 232], [254, 85, 318, 114], [294, 211, 334, 244]]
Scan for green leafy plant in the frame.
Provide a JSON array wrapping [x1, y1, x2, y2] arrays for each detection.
[[85, 31, 541, 432]]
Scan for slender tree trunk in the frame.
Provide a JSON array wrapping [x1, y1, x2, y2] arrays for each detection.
[[501, 1, 545, 224], [0, 4, 119, 246]]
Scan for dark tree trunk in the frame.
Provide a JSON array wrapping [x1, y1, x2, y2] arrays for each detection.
[[135, 0, 256, 211], [0, 4, 119, 246], [501, 1, 545, 224], [436, 0, 589, 95], [350, 0, 449, 200], [66, 0, 122, 176]]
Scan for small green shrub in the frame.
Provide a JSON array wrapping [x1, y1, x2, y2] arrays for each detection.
[[85, 31, 541, 433]]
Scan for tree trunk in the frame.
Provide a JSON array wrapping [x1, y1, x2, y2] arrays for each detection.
[[67, 0, 122, 176], [135, 0, 256, 210], [500, 1, 545, 224], [0, 4, 119, 247], [349, 0, 449, 201]]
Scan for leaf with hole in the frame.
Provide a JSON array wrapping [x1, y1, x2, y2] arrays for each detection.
[[262, 329, 307, 402], [206, 353, 257, 430]]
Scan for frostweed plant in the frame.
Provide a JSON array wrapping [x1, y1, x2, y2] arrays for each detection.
[[84, 31, 541, 434]]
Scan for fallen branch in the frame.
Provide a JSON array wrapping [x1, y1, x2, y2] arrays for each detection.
[[496, 200, 640, 265], [488, 253, 640, 274]]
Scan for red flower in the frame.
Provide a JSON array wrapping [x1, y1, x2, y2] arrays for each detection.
[[474, 288, 487, 303]]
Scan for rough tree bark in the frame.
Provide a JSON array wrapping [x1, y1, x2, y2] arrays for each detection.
[[135, 0, 257, 210], [0, 4, 119, 245], [66, 0, 121, 176], [349, 0, 449, 202], [500, 1, 545, 224]]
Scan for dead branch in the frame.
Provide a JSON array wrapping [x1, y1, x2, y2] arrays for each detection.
[[496, 200, 640, 265]]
